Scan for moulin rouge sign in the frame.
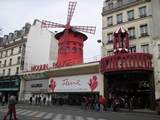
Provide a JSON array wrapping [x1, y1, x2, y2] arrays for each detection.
[[31, 63, 58, 72], [31, 64, 48, 72]]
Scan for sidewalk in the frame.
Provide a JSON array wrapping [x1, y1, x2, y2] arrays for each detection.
[[110, 108, 157, 115]]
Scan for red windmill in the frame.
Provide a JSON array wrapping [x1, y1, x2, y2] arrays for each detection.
[[41, 1, 96, 67]]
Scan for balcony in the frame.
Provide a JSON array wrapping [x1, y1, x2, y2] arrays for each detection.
[[102, 0, 150, 15]]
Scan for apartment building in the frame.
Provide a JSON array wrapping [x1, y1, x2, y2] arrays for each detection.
[[0, 19, 58, 100], [101, 0, 160, 108], [0, 23, 31, 98]]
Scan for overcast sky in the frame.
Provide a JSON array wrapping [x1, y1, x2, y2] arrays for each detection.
[[0, 0, 103, 62]]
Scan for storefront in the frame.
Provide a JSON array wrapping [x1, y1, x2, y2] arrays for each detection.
[[49, 73, 102, 105], [100, 27, 155, 109], [0, 75, 20, 102], [19, 71, 49, 103], [48, 62, 103, 105]]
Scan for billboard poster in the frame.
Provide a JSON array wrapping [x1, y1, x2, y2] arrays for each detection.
[[49, 74, 101, 92]]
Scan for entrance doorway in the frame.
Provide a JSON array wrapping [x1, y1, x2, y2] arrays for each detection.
[[105, 71, 155, 109]]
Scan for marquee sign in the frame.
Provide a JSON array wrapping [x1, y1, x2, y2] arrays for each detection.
[[49, 74, 100, 92]]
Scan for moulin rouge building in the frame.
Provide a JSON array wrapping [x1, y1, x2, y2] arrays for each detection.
[[100, 26, 154, 109]]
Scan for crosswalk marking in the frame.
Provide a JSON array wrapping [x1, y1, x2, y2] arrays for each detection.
[[27, 111, 39, 116], [52, 113, 63, 120], [16, 109, 27, 114], [64, 114, 73, 120], [20, 110, 32, 115], [35, 111, 46, 117], [0, 107, 109, 120], [75, 116, 85, 120], [43, 113, 54, 119], [86, 117, 96, 120]]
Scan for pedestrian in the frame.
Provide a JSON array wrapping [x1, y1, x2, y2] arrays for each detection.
[[2, 96, 5, 106], [43, 97, 46, 105], [3, 95, 18, 120], [29, 96, 32, 105], [98, 95, 106, 112], [129, 96, 134, 111]]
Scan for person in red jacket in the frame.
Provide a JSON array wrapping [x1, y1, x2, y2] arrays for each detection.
[[98, 95, 106, 112], [3, 95, 18, 120]]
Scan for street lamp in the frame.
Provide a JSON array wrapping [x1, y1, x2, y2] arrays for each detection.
[[97, 39, 105, 46]]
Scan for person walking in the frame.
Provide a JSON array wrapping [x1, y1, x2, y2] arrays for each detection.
[[2, 96, 5, 106], [98, 95, 106, 112], [3, 95, 18, 120]]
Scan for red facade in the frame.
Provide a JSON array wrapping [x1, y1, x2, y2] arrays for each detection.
[[100, 26, 153, 73], [55, 29, 87, 67]]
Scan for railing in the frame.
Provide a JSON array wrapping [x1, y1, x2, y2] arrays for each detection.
[[103, 0, 138, 12]]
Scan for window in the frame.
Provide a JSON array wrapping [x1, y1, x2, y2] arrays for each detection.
[[4, 60, 7, 67], [107, 50, 113, 56], [107, 33, 113, 43], [139, 6, 146, 18], [17, 56, 21, 64], [127, 10, 134, 21], [140, 24, 148, 37], [7, 68, 11, 76], [108, 2, 113, 9], [158, 44, 160, 58], [3, 69, 5, 76], [16, 67, 19, 74], [117, 13, 123, 24], [128, 27, 135, 39], [11, 48, 14, 55], [117, 0, 123, 6], [107, 16, 113, 26], [5, 50, 8, 57], [19, 46, 22, 53], [141, 44, 149, 53], [0, 61, 1, 67], [9, 58, 12, 66], [129, 46, 136, 53]]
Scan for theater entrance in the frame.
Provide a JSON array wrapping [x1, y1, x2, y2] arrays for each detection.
[[104, 71, 155, 109]]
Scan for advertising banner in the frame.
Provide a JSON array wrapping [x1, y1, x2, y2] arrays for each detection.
[[49, 74, 100, 92]]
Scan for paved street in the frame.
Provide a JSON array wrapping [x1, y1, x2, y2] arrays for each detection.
[[0, 104, 160, 120]]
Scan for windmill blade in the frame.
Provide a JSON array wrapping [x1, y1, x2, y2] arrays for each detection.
[[72, 26, 96, 34], [41, 20, 65, 28], [67, 1, 77, 24]]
